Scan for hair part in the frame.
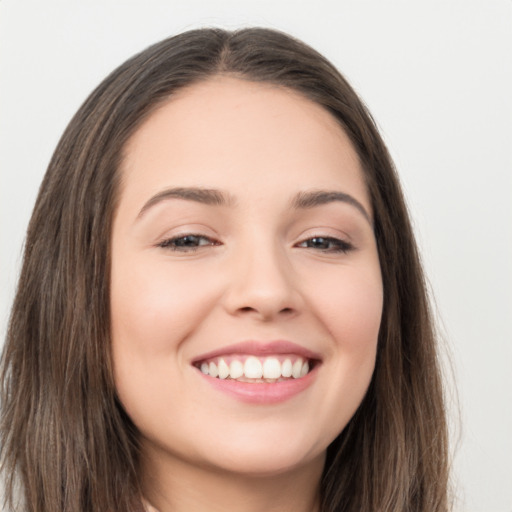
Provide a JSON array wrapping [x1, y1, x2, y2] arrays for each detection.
[[1, 27, 450, 512]]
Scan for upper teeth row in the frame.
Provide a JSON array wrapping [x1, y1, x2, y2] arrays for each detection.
[[200, 356, 309, 380]]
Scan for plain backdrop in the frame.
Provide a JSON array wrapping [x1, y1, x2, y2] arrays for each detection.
[[1, 1, 511, 511]]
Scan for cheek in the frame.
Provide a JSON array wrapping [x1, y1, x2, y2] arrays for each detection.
[[307, 262, 383, 352], [331, 279, 382, 353], [110, 257, 219, 356], [304, 260, 382, 406], [109, 257, 221, 429], [333, 280, 381, 385]]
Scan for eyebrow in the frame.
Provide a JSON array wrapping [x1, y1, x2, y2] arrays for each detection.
[[137, 187, 236, 218], [292, 190, 372, 225], [137, 186, 372, 225]]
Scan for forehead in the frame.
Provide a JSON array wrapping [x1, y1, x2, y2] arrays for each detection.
[[119, 76, 370, 213]]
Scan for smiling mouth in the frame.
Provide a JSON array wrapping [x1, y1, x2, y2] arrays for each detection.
[[193, 355, 315, 383]]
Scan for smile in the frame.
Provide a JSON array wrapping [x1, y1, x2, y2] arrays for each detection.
[[195, 355, 312, 382], [192, 341, 321, 404]]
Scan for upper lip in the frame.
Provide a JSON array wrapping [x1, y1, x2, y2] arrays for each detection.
[[191, 340, 322, 364]]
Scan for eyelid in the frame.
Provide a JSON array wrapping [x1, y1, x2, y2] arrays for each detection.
[[155, 230, 222, 252], [294, 226, 353, 242], [153, 221, 219, 242], [295, 235, 354, 253]]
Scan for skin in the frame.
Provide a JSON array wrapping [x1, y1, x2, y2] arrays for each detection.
[[110, 76, 383, 512]]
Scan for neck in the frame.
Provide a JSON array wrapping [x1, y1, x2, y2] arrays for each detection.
[[141, 449, 324, 512]]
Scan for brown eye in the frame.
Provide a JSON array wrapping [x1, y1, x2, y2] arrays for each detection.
[[297, 237, 353, 253], [158, 234, 219, 251]]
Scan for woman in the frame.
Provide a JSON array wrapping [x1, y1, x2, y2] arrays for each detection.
[[0, 28, 450, 512]]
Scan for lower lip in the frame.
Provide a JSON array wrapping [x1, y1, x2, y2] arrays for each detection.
[[196, 366, 318, 404]]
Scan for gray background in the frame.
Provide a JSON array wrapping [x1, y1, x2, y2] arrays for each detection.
[[1, 1, 511, 510]]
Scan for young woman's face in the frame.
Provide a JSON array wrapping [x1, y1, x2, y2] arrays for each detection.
[[110, 77, 383, 478]]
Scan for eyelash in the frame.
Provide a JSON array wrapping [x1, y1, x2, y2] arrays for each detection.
[[295, 236, 353, 254], [157, 234, 353, 254], [157, 234, 219, 252]]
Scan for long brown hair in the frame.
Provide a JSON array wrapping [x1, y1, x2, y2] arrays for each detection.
[[1, 28, 450, 511]]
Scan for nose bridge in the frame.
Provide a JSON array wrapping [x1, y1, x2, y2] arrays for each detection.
[[224, 232, 300, 319]]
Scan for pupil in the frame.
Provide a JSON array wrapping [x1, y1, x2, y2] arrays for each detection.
[[311, 237, 328, 248], [177, 235, 199, 246]]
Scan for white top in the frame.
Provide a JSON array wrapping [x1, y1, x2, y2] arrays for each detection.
[[142, 499, 160, 512]]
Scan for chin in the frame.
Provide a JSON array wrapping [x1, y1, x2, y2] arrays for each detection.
[[203, 447, 326, 478], [189, 425, 329, 478]]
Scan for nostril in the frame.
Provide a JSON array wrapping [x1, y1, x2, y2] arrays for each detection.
[[239, 306, 256, 313], [237, 306, 295, 316]]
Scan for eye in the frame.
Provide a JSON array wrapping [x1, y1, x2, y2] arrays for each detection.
[[157, 234, 220, 252], [296, 236, 353, 254]]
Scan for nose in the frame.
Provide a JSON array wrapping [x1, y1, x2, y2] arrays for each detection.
[[222, 242, 302, 321]]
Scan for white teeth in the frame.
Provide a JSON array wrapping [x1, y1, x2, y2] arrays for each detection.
[[300, 360, 309, 377], [229, 359, 244, 379], [263, 357, 281, 379], [292, 359, 303, 379], [199, 355, 312, 381], [218, 358, 229, 379], [209, 361, 219, 378], [282, 359, 292, 377], [244, 356, 263, 379]]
